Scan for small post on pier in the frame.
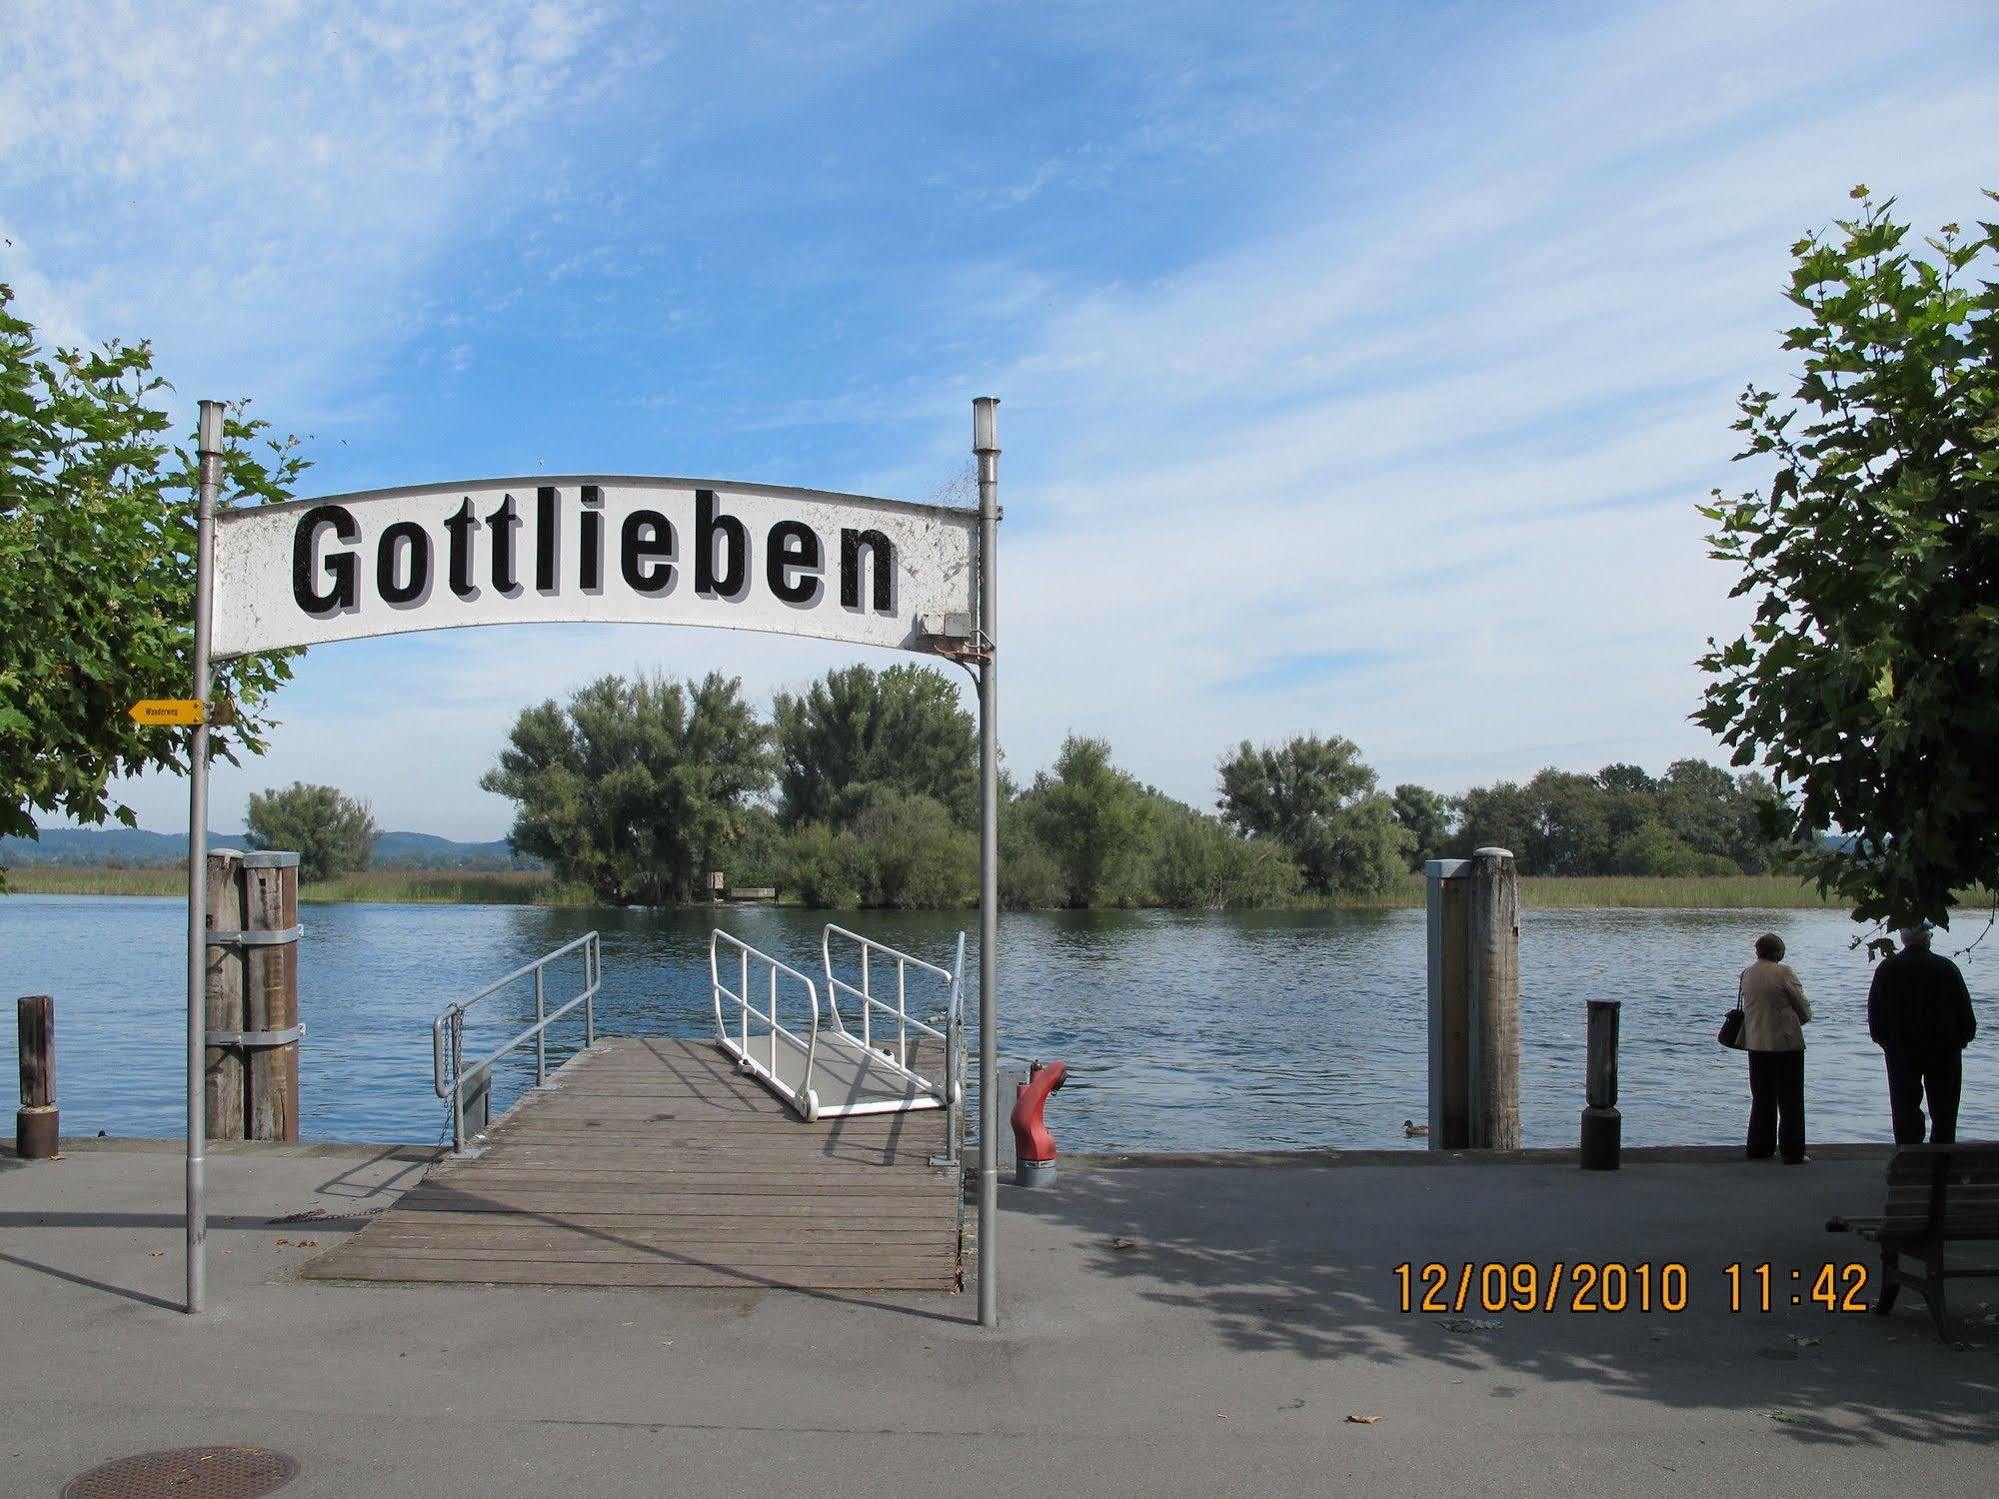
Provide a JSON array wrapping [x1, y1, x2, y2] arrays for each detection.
[[1580, 1000, 1621, 1170], [16, 995, 58, 1158], [1425, 860, 1470, 1148]]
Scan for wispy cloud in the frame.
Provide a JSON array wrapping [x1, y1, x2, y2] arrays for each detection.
[[0, 0, 605, 416]]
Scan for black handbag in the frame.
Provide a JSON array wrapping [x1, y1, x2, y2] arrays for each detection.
[[1718, 1007, 1746, 1050]]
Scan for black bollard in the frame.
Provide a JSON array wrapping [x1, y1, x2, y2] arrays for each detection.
[[1579, 999, 1621, 1171], [16, 995, 58, 1158]]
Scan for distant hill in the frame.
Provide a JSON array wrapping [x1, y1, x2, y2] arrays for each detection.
[[1, 825, 534, 872]]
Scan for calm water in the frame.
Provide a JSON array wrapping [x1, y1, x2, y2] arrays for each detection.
[[0, 897, 1991, 1151]]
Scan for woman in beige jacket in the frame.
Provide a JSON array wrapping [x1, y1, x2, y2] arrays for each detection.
[[1739, 932, 1812, 1163]]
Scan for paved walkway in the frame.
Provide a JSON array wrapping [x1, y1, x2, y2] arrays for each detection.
[[3, 1138, 1994, 1496]]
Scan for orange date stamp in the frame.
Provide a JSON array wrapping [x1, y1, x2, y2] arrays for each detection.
[[1393, 1262, 1874, 1314]]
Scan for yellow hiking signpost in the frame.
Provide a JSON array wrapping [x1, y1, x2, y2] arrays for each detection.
[[128, 699, 206, 726]]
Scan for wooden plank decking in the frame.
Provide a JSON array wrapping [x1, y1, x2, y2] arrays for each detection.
[[302, 1035, 962, 1292]]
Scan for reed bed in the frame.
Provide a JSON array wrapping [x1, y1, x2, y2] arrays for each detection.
[[2, 866, 588, 906]]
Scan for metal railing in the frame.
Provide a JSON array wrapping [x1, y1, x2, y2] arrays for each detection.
[[711, 928, 826, 1120], [433, 931, 600, 1153], [821, 924, 967, 1165]]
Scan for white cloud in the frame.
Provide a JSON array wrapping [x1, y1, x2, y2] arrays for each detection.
[[0, 0, 605, 417], [974, 0, 1999, 806]]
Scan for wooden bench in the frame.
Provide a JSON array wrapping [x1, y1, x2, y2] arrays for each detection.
[[1827, 1143, 1999, 1340]]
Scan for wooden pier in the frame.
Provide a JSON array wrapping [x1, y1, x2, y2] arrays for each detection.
[[303, 1036, 962, 1292]]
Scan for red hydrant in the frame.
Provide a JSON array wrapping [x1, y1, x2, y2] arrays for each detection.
[[1010, 1060, 1066, 1186]]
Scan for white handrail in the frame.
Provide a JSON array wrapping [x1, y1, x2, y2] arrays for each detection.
[[821, 925, 965, 1139], [431, 931, 600, 1153], [711, 929, 825, 1121]]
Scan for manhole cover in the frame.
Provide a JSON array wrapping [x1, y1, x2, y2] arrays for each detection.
[[63, 1446, 299, 1498]]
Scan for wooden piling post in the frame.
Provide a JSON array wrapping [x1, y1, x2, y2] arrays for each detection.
[[1425, 860, 1471, 1149], [16, 995, 58, 1158], [1467, 847, 1520, 1151], [1580, 999, 1621, 1170], [203, 851, 247, 1138], [204, 850, 302, 1141], [243, 852, 301, 1141]]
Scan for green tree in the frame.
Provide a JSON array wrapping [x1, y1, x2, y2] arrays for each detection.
[[1522, 769, 1613, 876], [777, 821, 858, 907], [1697, 190, 1999, 939], [998, 787, 1065, 910], [1451, 780, 1535, 863], [1612, 821, 1706, 877], [1653, 759, 1739, 864], [1017, 735, 1154, 906], [847, 791, 977, 908], [1149, 806, 1301, 909], [1219, 734, 1409, 894], [481, 672, 771, 905], [772, 663, 976, 829], [1596, 763, 1657, 796], [1391, 783, 1453, 869], [0, 285, 305, 883], [244, 782, 380, 882]]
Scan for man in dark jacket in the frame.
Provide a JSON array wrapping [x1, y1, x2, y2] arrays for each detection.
[[1868, 924, 1979, 1144]]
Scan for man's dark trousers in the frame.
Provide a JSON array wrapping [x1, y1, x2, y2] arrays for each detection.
[[1747, 1050, 1806, 1162], [1884, 1049, 1962, 1144]]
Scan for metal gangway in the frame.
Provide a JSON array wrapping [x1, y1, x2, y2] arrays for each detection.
[[711, 924, 966, 1147]]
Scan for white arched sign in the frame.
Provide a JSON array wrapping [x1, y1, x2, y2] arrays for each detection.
[[212, 477, 979, 657], [177, 401, 1003, 1330]]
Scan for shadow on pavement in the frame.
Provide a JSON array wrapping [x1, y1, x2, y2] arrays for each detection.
[[1011, 1157, 1999, 1449]]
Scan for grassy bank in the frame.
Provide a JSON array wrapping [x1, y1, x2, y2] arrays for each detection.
[[1285, 873, 1847, 911], [2, 866, 591, 905], [5, 866, 1856, 910]]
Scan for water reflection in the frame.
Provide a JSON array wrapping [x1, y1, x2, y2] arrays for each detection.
[[1, 896, 1990, 1151]]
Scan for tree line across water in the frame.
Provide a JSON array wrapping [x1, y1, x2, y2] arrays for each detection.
[[423, 662, 1785, 910]]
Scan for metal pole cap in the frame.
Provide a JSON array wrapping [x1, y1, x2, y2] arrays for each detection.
[[197, 400, 226, 457]]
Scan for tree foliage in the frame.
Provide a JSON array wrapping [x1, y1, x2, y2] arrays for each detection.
[[1451, 761, 1776, 876], [1216, 734, 1410, 895], [772, 663, 976, 829], [481, 672, 771, 905], [1013, 735, 1157, 906], [245, 782, 380, 882], [1391, 783, 1454, 870], [1696, 190, 1999, 937], [0, 284, 304, 883], [1149, 806, 1301, 909]]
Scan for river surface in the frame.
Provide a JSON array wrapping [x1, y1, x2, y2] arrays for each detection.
[[1, 897, 1991, 1151]]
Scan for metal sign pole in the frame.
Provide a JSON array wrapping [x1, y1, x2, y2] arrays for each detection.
[[185, 399, 224, 1314], [972, 397, 1000, 1330]]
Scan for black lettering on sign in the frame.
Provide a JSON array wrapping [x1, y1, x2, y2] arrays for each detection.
[[535, 487, 558, 592], [696, 488, 748, 599], [292, 504, 360, 615], [579, 486, 604, 593], [487, 494, 520, 594], [444, 499, 479, 598], [840, 527, 894, 612], [377, 521, 431, 606], [766, 520, 823, 605], [621, 510, 676, 594]]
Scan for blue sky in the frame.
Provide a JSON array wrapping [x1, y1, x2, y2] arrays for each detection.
[[5, 1, 1997, 839]]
